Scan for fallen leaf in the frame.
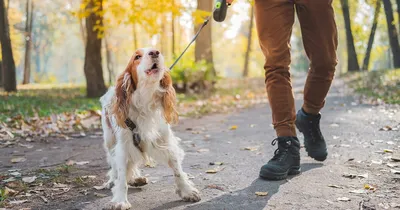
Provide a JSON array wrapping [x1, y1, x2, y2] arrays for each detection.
[[3, 177, 16, 183], [197, 148, 210, 153], [5, 187, 18, 196], [384, 149, 393, 153], [39, 195, 48, 203], [206, 184, 224, 191], [204, 134, 211, 139], [330, 123, 339, 127], [230, 125, 238, 130], [93, 185, 106, 190], [250, 124, 257, 128], [391, 169, 400, 174], [340, 144, 351, 148], [94, 192, 107, 197], [374, 140, 384, 143], [18, 143, 33, 149], [337, 197, 351, 202], [82, 175, 96, 179], [53, 183, 68, 188], [328, 184, 343, 189], [9, 172, 21, 177], [379, 126, 392, 131], [9, 200, 29, 205], [358, 173, 369, 179], [206, 169, 217, 174], [11, 157, 26, 163], [350, 189, 366, 194], [347, 158, 355, 162], [342, 173, 357, 179], [387, 163, 400, 168], [391, 155, 400, 162], [255, 192, 268, 196], [75, 161, 90, 165], [22, 176, 36, 183], [372, 160, 383, 165], [209, 162, 223, 166], [332, 136, 340, 140], [244, 147, 258, 151], [65, 160, 75, 166], [364, 184, 376, 190], [387, 141, 395, 145]]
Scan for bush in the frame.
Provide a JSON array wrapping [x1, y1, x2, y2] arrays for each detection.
[[169, 59, 217, 94]]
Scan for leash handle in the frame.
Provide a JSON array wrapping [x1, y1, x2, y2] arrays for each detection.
[[169, 9, 216, 70]]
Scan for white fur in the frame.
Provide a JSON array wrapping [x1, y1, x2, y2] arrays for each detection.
[[100, 48, 200, 210]]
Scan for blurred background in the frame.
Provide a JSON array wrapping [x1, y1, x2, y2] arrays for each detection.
[[0, 0, 399, 132]]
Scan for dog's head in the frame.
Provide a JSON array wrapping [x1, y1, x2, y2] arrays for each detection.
[[113, 48, 178, 128]]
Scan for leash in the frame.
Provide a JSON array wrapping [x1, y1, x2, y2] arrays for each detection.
[[169, 10, 215, 70]]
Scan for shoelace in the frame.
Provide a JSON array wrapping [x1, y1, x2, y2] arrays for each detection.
[[271, 138, 291, 161], [308, 116, 323, 143]]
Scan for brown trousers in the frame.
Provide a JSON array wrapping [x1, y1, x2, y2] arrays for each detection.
[[254, 0, 338, 137]]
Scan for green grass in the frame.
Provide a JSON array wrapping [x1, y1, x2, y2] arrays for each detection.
[[0, 85, 101, 122], [343, 69, 400, 104]]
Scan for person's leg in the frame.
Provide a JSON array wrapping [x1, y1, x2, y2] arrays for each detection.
[[255, 0, 300, 180], [295, 0, 338, 161], [255, 0, 296, 137]]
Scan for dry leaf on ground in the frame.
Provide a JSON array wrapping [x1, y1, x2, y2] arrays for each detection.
[[243, 147, 258, 151], [337, 197, 351, 202], [206, 184, 224, 191], [10, 157, 26, 163], [230, 125, 238, 130], [22, 176, 37, 183], [255, 192, 268, 196]]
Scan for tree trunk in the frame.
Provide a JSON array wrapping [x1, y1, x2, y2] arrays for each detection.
[[397, 0, 400, 32], [84, 0, 107, 98], [243, 5, 254, 77], [382, 0, 400, 68], [0, 61, 2, 87], [104, 35, 114, 85], [0, 0, 17, 92], [23, 0, 34, 84], [195, 0, 215, 76], [362, 0, 381, 71], [340, 0, 360, 71]]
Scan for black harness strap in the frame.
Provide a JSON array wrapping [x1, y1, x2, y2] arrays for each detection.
[[124, 118, 143, 152]]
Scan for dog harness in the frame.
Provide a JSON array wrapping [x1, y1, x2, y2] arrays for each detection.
[[125, 118, 143, 152]]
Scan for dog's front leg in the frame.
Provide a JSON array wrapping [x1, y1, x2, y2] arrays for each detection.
[[104, 135, 132, 210], [167, 142, 201, 202]]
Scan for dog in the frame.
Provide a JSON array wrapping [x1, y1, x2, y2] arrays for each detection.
[[99, 48, 201, 210]]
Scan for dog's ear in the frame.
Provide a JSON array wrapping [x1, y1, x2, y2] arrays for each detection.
[[113, 60, 137, 128], [160, 71, 178, 124]]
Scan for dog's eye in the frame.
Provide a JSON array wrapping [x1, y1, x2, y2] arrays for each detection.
[[134, 55, 142, 60]]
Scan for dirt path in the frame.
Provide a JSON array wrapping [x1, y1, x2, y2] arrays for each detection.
[[1, 77, 399, 210]]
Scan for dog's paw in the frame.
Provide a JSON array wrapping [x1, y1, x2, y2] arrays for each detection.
[[103, 201, 132, 210], [176, 187, 201, 202], [128, 177, 148, 187]]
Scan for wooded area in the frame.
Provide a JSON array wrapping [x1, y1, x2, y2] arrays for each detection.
[[0, 0, 399, 95]]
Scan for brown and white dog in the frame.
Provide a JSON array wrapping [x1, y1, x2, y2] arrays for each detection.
[[99, 48, 200, 210]]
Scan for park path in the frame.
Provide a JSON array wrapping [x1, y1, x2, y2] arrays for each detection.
[[1, 76, 399, 210]]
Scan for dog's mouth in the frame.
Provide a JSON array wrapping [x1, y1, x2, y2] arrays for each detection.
[[145, 63, 159, 75]]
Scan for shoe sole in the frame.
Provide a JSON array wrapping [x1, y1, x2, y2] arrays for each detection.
[[296, 124, 328, 162], [259, 166, 301, 180]]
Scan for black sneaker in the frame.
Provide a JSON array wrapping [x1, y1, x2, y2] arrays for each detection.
[[259, 137, 301, 180], [295, 109, 328, 161]]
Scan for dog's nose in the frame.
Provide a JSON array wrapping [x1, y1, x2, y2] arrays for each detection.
[[148, 50, 160, 58]]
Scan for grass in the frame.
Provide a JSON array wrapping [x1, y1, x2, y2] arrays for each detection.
[[0, 78, 267, 123], [0, 84, 101, 122], [343, 68, 400, 104]]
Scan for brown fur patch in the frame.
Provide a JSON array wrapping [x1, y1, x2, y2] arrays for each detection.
[[160, 72, 179, 124]]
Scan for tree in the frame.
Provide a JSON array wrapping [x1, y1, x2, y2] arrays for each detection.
[[340, 0, 360, 71], [194, 0, 216, 76], [362, 0, 381, 71], [397, 0, 400, 32], [0, 0, 17, 92], [23, 0, 34, 84], [382, 0, 400, 68], [243, 4, 254, 77], [83, 0, 107, 97]]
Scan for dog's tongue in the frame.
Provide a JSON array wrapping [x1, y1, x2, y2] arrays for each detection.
[[146, 69, 158, 75]]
